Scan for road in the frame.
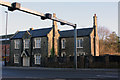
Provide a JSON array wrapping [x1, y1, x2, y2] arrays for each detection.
[[1, 67, 120, 80]]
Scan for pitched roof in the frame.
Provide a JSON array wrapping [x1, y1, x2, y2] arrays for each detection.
[[0, 34, 14, 39], [11, 31, 26, 39], [59, 28, 93, 38], [11, 27, 52, 39], [29, 27, 52, 37]]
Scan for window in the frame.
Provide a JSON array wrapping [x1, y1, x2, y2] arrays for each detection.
[[24, 39, 30, 49], [61, 39, 66, 49], [14, 39, 20, 49], [61, 52, 66, 57], [77, 52, 85, 56], [34, 54, 41, 64], [14, 54, 19, 63], [77, 38, 83, 48], [34, 38, 41, 48]]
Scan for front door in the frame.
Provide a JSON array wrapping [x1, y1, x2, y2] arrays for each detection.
[[23, 56, 30, 66]]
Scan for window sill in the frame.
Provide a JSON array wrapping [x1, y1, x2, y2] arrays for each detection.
[[15, 48, 20, 50], [14, 62, 19, 64], [62, 47, 65, 49], [24, 48, 29, 49], [35, 63, 41, 65], [77, 47, 83, 48], [33, 47, 41, 49]]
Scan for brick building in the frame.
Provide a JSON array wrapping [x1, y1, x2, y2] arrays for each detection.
[[0, 34, 13, 64], [9, 14, 99, 67], [59, 14, 99, 57]]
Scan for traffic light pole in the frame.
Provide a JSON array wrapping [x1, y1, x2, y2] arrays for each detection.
[[74, 24, 77, 69], [5, 11, 8, 66], [0, 0, 77, 69]]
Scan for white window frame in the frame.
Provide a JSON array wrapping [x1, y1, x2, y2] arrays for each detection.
[[34, 38, 41, 48], [77, 38, 83, 48], [34, 54, 41, 64], [61, 52, 66, 57], [14, 39, 20, 49], [77, 52, 85, 56], [24, 39, 30, 49], [61, 38, 66, 49], [14, 54, 19, 63]]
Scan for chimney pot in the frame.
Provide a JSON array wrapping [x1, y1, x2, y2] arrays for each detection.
[[30, 28, 34, 30], [53, 13, 56, 18], [94, 14, 96, 16]]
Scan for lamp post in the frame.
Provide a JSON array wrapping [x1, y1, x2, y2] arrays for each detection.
[[74, 24, 77, 69], [5, 11, 8, 66]]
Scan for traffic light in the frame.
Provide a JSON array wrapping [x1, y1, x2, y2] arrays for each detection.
[[45, 13, 52, 19], [41, 13, 52, 20], [41, 16, 46, 20], [8, 2, 21, 11], [60, 22, 66, 25]]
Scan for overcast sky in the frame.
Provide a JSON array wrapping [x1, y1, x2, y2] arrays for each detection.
[[0, 0, 119, 36]]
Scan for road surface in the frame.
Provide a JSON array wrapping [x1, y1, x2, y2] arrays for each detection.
[[1, 66, 120, 80]]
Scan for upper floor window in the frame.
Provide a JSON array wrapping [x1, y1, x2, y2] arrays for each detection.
[[14, 39, 20, 49], [61, 38, 66, 49], [24, 39, 30, 49], [34, 38, 41, 48], [77, 38, 83, 48]]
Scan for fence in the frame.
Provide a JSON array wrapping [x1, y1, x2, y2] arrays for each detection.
[[41, 55, 120, 68]]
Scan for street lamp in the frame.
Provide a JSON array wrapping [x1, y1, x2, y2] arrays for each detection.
[[74, 24, 77, 69], [5, 11, 8, 66]]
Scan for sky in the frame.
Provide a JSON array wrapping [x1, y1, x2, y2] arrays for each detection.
[[0, 0, 119, 36]]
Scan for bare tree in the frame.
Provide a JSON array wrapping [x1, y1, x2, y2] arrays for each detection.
[[98, 26, 118, 55], [98, 26, 110, 40], [98, 26, 110, 55], [105, 32, 118, 53]]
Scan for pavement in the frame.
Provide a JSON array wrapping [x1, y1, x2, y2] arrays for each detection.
[[3, 66, 119, 71]]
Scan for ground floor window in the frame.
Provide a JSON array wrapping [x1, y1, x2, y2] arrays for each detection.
[[14, 54, 19, 63], [61, 52, 66, 57], [77, 52, 86, 56], [34, 54, 41, 64]]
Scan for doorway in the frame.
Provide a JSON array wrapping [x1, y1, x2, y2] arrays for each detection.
[[23, 56, 30, 66]]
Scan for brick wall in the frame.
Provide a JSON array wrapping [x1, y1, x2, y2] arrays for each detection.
[[60, 36, 91, 56], [43, 55, 120, 68]]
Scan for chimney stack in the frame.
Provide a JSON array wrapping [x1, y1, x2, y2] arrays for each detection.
[[93, 14, 97, 28], [93, 14, 97, 56], [53, 13, 56, 18], [53, 13, 58, 29]]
